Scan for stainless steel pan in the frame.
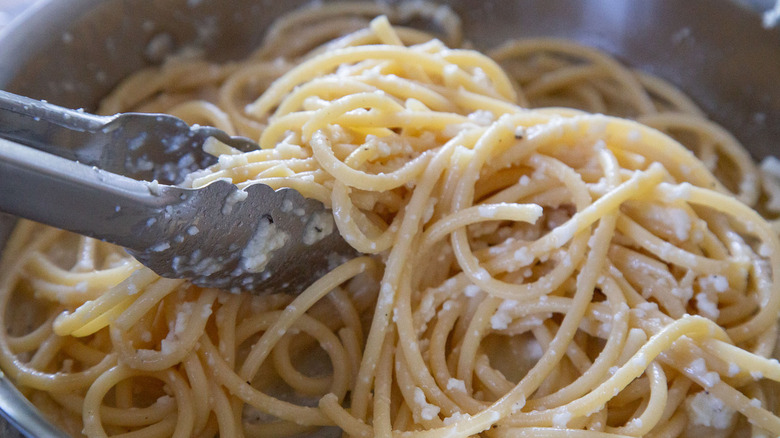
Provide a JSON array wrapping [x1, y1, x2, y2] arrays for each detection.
[[0, 0, 778, 436]]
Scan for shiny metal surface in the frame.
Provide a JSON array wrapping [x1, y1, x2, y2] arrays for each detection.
[[0, 91, 355, 292], [0, 369, 65, 438], [0, 0, 777, 436], [0, 90, 255, 183], [2, 138, 356, 293]]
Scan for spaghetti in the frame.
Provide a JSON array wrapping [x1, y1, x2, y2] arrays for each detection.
[[1, 3, 779, 437]]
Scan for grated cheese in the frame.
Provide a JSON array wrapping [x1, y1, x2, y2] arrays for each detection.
[[688, 358, 720, 387], [464, 285, 480, 297], [239, 218, 289, 273], [414, 387, 440, 421], [695, 292, 720, 320], [490, 300, 518, 330], [303, 211, 335, 245], [446, 378, 466, 393], [222, 189, 248, 215], [552, 410, 572, 428], [686, 391, 735, 429]]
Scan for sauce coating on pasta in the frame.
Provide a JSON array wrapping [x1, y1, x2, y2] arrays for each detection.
[[1, 3, 779, 437]]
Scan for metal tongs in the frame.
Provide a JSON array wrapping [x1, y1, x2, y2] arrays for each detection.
[[0, 90, 355, 294]]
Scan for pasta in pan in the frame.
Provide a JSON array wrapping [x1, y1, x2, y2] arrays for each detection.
[[1, 3, 779, 437]]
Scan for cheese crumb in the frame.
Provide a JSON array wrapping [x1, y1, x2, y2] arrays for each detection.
[[446, 378, 466, 393], [552, 410, 572, 428], [686, 391, 735, 429], [303, 211, 335, 245], [443, 411, 471, 425], [478, 204, 498, 218], [513, 247, 533, 265], [658, 182, 692, 201], [667, 207, 691, 241], [699, 275, 729, 293], [688, 358, 719, 387], [240, 217, 289, 273], [414, 387, 440, 421], [464, 285, 480, 297], [695, 293, 720, 320], [490, 300, 518, 330], [222, 189, 248, 215]]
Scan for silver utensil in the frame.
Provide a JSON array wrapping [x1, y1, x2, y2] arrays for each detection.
[[0, 1, 778, 437], [0, 90, 356, 293], [0, 370, 63, 438]]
